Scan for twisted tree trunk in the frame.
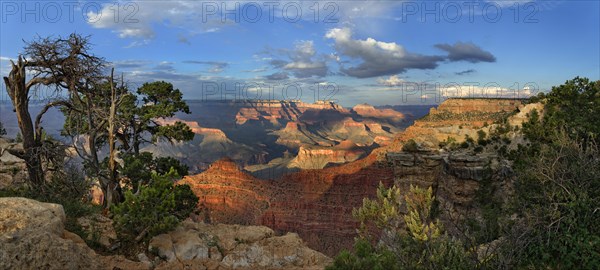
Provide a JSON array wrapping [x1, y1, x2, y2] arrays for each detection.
[[3, 57, 44, 187], [105, 68, 123, 208]]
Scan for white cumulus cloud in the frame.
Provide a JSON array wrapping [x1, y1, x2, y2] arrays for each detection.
[[325, 27, 444, 78]]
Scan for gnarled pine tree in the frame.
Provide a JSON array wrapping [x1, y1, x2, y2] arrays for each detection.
[[3, 34, 104, 189]]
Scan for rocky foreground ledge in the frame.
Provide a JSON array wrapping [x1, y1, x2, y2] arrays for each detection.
[[0, 197, 331, 270]]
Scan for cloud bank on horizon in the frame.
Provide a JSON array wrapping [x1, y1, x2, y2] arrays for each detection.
[[0, 0, 598, 106]]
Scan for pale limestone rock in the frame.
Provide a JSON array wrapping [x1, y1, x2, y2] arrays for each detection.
[[137, 253, 153, 268], [221, 233, 329, 269], [151, 220, 332, 269], [170, 229, 209, 261], [149, 233, 176, 262], [0, 197, 66, 237], [0, 197, 148, 270]]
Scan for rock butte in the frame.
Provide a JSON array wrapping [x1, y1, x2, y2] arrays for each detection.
[[352, 103, 405, 123]]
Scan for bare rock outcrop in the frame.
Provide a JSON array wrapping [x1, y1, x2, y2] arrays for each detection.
[[387, 150, 514, 234], [149, 220, 332, 270], [0, 197, 147, 270], [0, 197, 331, 270]]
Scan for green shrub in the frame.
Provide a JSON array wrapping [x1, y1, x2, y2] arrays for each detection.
[[402, 139, 420, 152], [330, 183, 474, 270], [45, 164, 92, 202], [120, 152, 154, 190], [439, 136, 457, 149], [327, 238, 400, 270], [155, 156, 189, 177], [508, 133, 600, 269], [465, 135, 474, 144], [495, 124, 509, 135], [112, 169, 198, 241], [120, 152, 189, 192], [543, 77, 600, 142], [494, 77, 600, 268], [476, 130, 488, 146]]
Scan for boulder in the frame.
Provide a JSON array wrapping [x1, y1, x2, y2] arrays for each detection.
[[149, 234, 176, 262], [150, 220, 332, 269], [221, 233, 330, 269], [0, 197, 147, 270]]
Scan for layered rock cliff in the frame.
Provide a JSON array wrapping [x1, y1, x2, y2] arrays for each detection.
[[288, 145, 365, 169], [235, 100, 344, 125], [178, 158, 270, 225], [386, 151, 513, 232], [380, 98, 540, 237], [429, 98, 524, 114], [392, 98, 525, 148]]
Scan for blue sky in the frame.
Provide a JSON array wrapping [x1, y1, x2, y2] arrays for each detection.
[[1, 0, 599, 106]]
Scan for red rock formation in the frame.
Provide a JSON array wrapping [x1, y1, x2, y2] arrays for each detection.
[[178, 154, 393, 256], [342, 118, 365, 128], [178, 158, 271, 225], [336, 139, 358, 150], [263, 154, 393, 256], [284, 121, 299, 130], [155, 118, 228, 140], [352, 103, 404, 123], [373, 135, 392, 146]]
